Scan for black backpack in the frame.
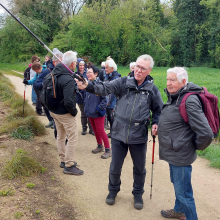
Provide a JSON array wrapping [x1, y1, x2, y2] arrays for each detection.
[[41, 72, 62, 111], [24, 67, 31, 80]]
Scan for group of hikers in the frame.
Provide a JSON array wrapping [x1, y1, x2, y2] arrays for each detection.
[[23, 49, 214, 220]]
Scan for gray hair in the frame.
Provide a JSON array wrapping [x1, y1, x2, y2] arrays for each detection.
[[63, 51, 78, 66], [52, 53, 63, 62], [79, 60, 85, 65], [136, 54, 154, 69], [130, 62, 136, 68], [167, 67, 188, 84], [106, 59, 117, 71], [101, 62, 105, 66]]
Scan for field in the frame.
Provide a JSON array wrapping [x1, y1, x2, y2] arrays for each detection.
[[1, 63, 220, 106]]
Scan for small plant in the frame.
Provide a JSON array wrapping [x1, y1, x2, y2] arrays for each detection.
[[26, 183, 35, 188], [1, 149, 45, 179], [0, 188, 15, 196], [51, 176, 55, 180], [10, 126, 34, 140], [14, 212, 24, 219], [36, 210, 40, 215], [41, 167, 47, 173]]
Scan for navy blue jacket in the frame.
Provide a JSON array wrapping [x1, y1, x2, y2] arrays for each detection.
[[76, 58, 87, 104], [84, 80, 107, 118], [105, 71, 121, 109], [33, 69, 50, 91]]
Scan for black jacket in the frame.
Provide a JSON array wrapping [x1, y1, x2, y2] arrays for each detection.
[[49, 63, 78, 117]]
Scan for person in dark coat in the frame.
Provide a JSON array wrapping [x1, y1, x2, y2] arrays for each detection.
[[50, 51, 83, 176], [76, 58, 94, 135], [84, 65, 111, 159], [75, 54, 163, 210], [158, 67, 213, 220]]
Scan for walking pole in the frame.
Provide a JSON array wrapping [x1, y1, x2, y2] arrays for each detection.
[[0, 3, 85, 83], [23, 85, 26, 116], [150, 135, 156, 199]]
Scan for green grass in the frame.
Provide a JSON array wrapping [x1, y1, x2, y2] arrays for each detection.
[[1, 149, 46, 179], [197, 144, 220, 169], [14, 212, 24, 219], [0, 72, 45, 136], [26, 183, 35, 188], [10, 126, 34, 140], [0, 188, 15, 196]]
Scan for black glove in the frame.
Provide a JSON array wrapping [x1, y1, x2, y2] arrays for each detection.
[[23, 79, 28, 85]]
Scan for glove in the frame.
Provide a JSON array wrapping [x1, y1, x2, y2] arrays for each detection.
[[23, 79, 28, 85]]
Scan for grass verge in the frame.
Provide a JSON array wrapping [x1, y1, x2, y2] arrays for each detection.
[[1, 149, 46, 179], [0, 72, 45, 136], [197, 144, 220, 169]]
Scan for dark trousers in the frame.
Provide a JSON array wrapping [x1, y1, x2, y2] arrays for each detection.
[[106, 108, 114, 133], [34, 88, 53, 121], [108, 138, 147, 196], [77, 103, 92, 130]]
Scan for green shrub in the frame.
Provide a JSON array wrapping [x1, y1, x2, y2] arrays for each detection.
[[1, 149, 46, 179], [26, 183, 35, 188]]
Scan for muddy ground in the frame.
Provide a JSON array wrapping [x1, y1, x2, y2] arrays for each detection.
[[0, 73, 220, 220]]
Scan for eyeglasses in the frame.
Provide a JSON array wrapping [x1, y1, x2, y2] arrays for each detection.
[[135, 65, 151, 72]]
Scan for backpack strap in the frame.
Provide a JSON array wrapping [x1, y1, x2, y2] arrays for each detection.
[[51, 73, 56, 98], [179, 92, 199, 124]]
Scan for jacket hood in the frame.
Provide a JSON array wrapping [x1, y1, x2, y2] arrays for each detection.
[[76, 58, 87, 72], [53, 63, 72, 75]]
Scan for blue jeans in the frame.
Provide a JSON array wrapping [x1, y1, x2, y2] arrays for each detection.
[[31, 86, 37, 104], [108, 138, 147, 196], [169, 164, 198, 220]]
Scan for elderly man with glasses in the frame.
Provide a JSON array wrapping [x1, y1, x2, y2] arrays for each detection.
[[75, 54, 163, 210]]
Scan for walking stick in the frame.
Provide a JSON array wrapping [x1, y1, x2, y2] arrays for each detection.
[[23, 85, 26, 116], [150, 135, 156, 199], [0, 3, 85, 83]]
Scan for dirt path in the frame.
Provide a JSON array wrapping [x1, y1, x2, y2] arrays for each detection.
[[5, 74, 220, 220]]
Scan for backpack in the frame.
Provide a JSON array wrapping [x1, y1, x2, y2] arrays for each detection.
[[41, 72, 62, 111], [24, 67, 31, 80], [179, 87, 220, 138]]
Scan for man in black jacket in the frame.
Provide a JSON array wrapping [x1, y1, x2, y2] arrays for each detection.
[[158, 67, 213, 220], [76, 54, 163, 209], [50, 50, 83, 175]]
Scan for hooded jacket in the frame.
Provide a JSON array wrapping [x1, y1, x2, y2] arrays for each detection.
[[49, 63, 78, 117], [76, 58, 87, 104], [86, 75, 163, 144], [33, 69, 50, 91], [158, 82, 213, 166]]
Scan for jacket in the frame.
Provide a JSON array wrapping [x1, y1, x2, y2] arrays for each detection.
[[105, 71, 121, 109], [33, 69, 50, 91], [86, 76, 163, 144], [76, 58, 87, 104], [27, 73, 39, 85], [49, 63, 78, 117], [84, 79, 108, 118], [158, 82, 213, 166]]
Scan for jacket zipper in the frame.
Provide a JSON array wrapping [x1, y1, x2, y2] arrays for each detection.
[[126, 93, 138, 143]]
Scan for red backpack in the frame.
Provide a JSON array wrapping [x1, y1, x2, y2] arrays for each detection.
[[179, 87, 220, 138]]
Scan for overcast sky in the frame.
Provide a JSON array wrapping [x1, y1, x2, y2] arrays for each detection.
[[0, 0, 10, 15]]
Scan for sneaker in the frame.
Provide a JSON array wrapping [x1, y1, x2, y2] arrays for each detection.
[[134, 195, 143, 210], [161, 209, 185, 219], [81, 127, 87, 135], [63, 164, 83, 175], [101, 149, 111, 159], [92, 144, 104, 154], [106, 193, 117, 205], [60, 162, 65, 168], [107, 133, 111, 138], [45, 121, 53, 128], [89, 130, 95, 135]]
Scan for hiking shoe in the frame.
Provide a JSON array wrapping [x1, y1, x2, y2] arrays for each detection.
[[45, 121, 53, 128], [101, 149, 111, 159], [161, 209, 185, 219], [63, 164, 83, 175], [89, 130, 95, 135], [81, 127, 87, 135], [60, 162, 65, 168], [92, 144, 104, 154], [106, 193, 117, 205], [134, 195, 143, 210]]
